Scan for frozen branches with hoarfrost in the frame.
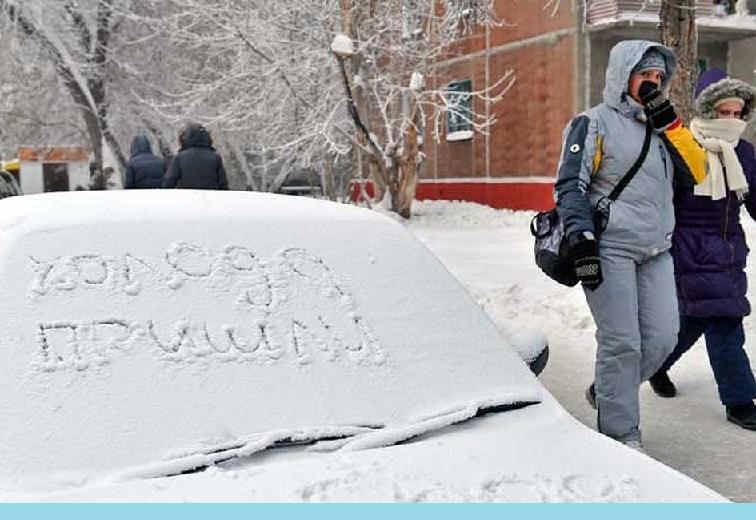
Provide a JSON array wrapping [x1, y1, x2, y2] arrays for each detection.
[[2, 1, 514, 205], [0, 0, 127, 183], [129, 0, 512, 210], [330, 0, 512, 217]]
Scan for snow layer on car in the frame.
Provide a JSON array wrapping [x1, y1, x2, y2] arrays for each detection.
[[0, 191, 541, 491]]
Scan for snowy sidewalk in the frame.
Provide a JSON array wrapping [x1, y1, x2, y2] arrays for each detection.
[[404, 200, 756, 503]]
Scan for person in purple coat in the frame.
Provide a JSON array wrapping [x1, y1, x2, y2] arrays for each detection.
[[648, 69, 756, 430]]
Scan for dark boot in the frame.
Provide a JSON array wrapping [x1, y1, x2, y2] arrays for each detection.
[[649, 371, 677, 398], [726, 402, 756, 431], [585, 383, 597, 410]]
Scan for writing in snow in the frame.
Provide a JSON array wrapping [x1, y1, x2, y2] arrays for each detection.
[[24, 243, 386, 371]]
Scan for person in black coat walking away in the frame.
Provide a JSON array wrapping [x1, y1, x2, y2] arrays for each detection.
[[163, 123, 228, 190], [124, 134, 166, 189]]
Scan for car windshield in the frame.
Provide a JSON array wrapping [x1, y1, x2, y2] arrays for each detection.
[[0, 191, 542, 491]]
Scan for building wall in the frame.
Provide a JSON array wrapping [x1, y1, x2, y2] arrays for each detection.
[[69, 162, 91, 190], [699, 41, 729, 72], [729, 36, 756, 144], [416, 4, 756, 211], [19, 161, 90, 194], [18, 163, 44, 194], [420, 0, 576, 209]]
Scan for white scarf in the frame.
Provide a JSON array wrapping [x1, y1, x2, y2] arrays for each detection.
[[690, 117, 748, 200]]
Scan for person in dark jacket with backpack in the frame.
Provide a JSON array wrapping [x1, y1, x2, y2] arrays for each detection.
[[648, 69, 756, 431], [124, 134, 166, 189], [163, 123, 228, 190]]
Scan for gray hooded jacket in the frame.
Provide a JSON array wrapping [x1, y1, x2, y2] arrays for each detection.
[[555, 40, 703, 260]]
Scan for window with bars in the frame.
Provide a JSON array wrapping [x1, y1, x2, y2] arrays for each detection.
[[446, 79, 473, 142]]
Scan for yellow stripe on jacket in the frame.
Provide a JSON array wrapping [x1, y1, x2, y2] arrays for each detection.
[[664, 121, 708, 185], [592, 135, 602, 176]]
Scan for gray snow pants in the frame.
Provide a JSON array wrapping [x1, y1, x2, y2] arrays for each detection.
[[584, 248, 678, 443]]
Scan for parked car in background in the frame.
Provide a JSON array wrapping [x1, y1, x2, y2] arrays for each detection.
[[0, 163, 22, 199], [0, 191, 725, 502]]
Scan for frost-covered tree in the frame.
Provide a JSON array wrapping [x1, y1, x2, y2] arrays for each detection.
[[0, 30, 86, 160], [127, 0, 350, 194], [332, 0, 511, 217], [0, 0, 126, 183], [132, 0, 511, 215], [3, 0, 511, 207]]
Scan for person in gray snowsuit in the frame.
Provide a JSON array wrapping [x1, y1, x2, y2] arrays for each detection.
[[554, 40, 707, 450]]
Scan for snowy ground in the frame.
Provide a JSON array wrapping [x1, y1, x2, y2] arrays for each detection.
[[400, 200, 756, 503]]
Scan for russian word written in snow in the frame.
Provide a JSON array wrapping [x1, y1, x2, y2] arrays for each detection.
[[29, 244, 385, 371]]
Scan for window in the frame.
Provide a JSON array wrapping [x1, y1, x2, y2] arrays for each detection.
[[446, 79, 473, 142], [697, 58, 708, 76], [43, 163, 69, 192]]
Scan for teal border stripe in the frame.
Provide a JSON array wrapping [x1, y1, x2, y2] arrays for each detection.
[[0, 504, 752, 520]]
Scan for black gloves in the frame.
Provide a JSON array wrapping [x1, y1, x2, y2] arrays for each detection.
[[571, 232, 603, 291], [638, 80, 678, 129]]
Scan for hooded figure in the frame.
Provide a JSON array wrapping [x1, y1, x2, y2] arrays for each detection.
[[650, 69, 756, 431], [554, 40, 707, 449], [124, 135, 166, 189], [163, 123, 228, 190]]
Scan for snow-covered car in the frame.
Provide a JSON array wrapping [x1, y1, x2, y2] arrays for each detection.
[[0, 191, 724, 502]]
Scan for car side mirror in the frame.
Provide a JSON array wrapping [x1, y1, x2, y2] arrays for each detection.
[[508, 328, 549, 376]]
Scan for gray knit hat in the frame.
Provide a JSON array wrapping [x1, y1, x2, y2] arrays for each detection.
[[631, 49, 667, 77]]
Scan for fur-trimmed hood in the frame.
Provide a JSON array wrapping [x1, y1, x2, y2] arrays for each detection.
[[694, 69, 755, 121]]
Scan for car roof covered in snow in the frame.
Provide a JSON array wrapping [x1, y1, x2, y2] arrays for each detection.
[[0, 190, 541, 491]]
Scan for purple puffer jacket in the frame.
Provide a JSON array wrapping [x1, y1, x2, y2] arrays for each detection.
[[673, 140, 756, 317], [673, 69, 756, 317]]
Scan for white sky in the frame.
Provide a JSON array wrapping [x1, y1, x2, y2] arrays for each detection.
[[0, 193, 743, 502]]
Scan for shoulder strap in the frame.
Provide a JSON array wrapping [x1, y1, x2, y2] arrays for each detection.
[[607, 121, 653, 201]]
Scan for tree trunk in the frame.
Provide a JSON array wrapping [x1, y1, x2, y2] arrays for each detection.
[[368, 152, 388, 201], [395, 95, 422, 219], [320, 150, 335, 200], [659, 0, 697, 124]]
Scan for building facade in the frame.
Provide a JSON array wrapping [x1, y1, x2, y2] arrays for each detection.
[[16, 147, 92, 194], [419, 0, 756, 210]]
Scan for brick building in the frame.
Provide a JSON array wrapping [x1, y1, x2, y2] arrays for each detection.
[[419, 0, 756, 211]]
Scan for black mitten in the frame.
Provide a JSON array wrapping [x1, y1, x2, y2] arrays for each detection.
[[638, 81, 678, 129], [571, 233, 603, 291]]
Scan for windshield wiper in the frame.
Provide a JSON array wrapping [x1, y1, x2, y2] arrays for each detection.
[[111, 397, 538, 482], [112, 424, 382, 481], [339, 398, 539, 452]]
